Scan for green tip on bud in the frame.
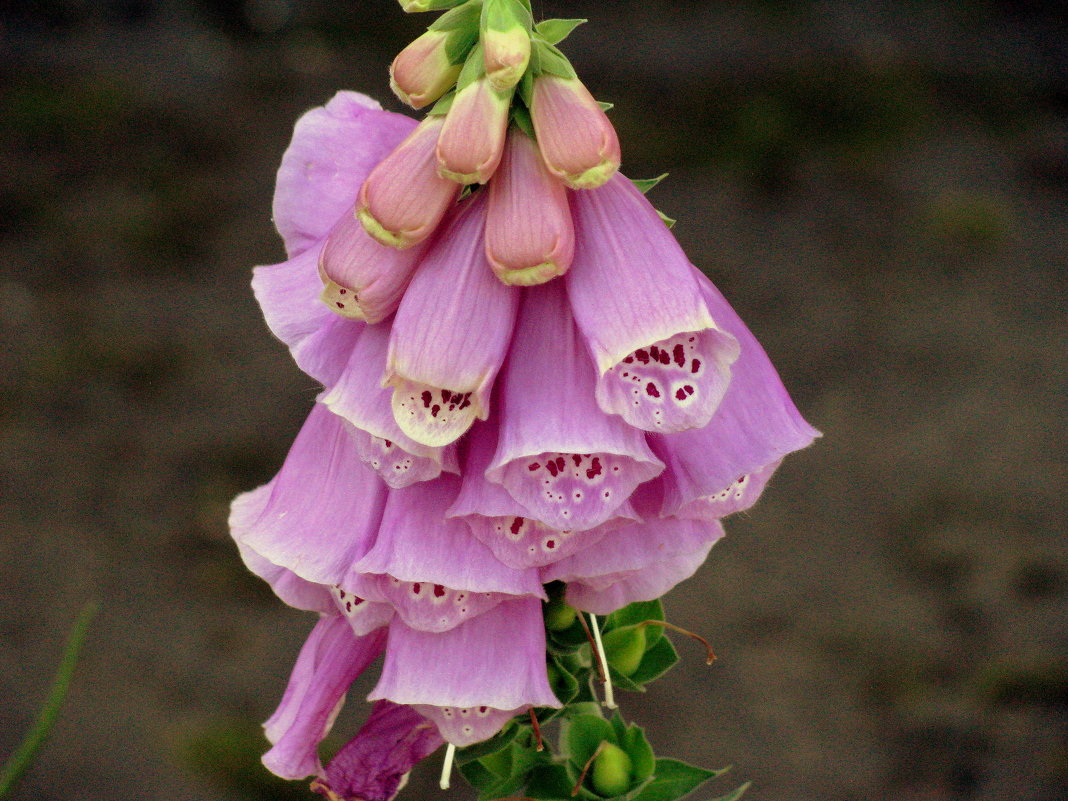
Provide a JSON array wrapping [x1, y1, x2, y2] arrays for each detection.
[[544, 596, 578, 631], [591, 742, 634, 797], [603, 625, 647, 676], [399, 0, 466, 12]]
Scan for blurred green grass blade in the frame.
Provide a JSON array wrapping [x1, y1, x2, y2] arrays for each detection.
[[0, 600, 99, 798]]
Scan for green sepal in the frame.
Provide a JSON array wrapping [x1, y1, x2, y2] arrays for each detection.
[[620, 721, 656, 782], [455, 718, 520, 765], [627, 633, 680, 686], [605, 599, 666, 632], [481, 0, 533, 35], [561, 713, 617, 771], [525, 763, 574, 800], [455, 43, 486, 93], [631, 759, 724, 801], [429, 0, 483, 32], [511, 104, 536, 139], [460, 736, 549, 801], [517, 66, 535, 107], [709, 781, 752, 801], [548, 652, 582, 706], [658, 210, 678, 229], [444, 25, 480, 65], [535, 18, 586, 45], [598, 101, 614, 112], [632, 173, 669, 194], [405, 0, 468, 11], [428, 89, 456, 116], [532, 37, 577, 79]]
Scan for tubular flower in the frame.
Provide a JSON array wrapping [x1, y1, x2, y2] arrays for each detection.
[[390, 30, 463, 110], [233, 22, 817, 787]]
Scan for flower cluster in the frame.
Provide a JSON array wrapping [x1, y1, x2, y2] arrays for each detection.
[[230, 3, 817, 800]]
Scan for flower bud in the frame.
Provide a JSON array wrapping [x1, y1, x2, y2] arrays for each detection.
[[485, 128, 574, 286], [481, 0, 531, 91], [357, 115, 460, 249], [436, 77, 512, 184], [530, 74, 621, 189], [591, 742, 634, 798], [390, 30, 463, 109], [602, 625, 647, 676], [543, 595, 577, 631]]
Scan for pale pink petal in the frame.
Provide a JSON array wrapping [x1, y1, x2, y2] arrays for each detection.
[[322, 324, 459, 488], [387, 193, 519, 446], [567, 175, 741, 432], [487, 280, 662, 530], [274, 92, 416, 258]]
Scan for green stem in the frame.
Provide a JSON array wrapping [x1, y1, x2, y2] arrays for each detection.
[[0, 600, 99, 798]]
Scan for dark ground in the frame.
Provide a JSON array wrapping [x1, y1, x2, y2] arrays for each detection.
[[0, 1, 1065, 800]]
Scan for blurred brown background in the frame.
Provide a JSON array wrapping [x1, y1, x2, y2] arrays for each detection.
[[1, 1, 1065, 799]]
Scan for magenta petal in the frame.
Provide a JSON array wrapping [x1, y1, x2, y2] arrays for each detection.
[[323, 324, 459, 489], [386, 193, 520, 446], [350, 475, 543, 631], [653, 269, 820, 518], [487, 280, 663, 530], [315, 701, 443, 801], [449, 421, 632, 569], [237, 403, 388, 588], [231, 484, 335, 613], [252, 244, 364, 386], [369, 598, 559, 738], [274, 92, 416, 258], [263, 616, 387, 780], [567, 175, 740, 432]]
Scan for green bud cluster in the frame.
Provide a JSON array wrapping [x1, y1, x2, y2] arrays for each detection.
[[451, 590, 750, 801]]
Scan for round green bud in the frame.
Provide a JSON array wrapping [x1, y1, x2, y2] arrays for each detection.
[[544, 597, 577, 631], [603, 625, 647, 676], [591, 741, 633, 797]]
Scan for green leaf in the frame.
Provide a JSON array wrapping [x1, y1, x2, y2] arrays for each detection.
[[429, 89, 456, 116], [429, 0, 483, 32], [526, 763, 574, 799], [517, 65, 535, 107], [632, 173, 669, 194], [0, 601, 98, 798], [632, 759, 720, 801], [459, 760, 499, 791], [628, 634, 680, 686], [535, 18, 586, 45], [598, 101, 614, 112], [658, 210, 678, 229], [444, 25, 480, 65], [708, 781, 752, 801], [455, 43, 486, 93], [548, 652, 582, 706]]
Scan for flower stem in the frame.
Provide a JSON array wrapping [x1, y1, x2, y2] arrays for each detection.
[[0, 600, 98, 799], [439, 742, 457, 790], [588, 614, 616, 709]]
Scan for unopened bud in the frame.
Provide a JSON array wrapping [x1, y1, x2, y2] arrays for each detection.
[[543, 595, 577, 631], [390, 31, 463, 109], [602, 625, 647, 677], [486, 128, 574, 285], [591, 742, 633, 798], [436, 77, 512, 184], [530, 74, 621, 189], [357, 115, 460, 249]]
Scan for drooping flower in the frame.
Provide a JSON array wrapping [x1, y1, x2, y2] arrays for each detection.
[[390, 30, 463, 110], [436, 75, 513, 184]]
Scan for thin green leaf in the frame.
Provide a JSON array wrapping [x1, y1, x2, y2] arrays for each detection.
[[708, 781, 752, 801], [632, 173, 669, 194], [535, 18, 586, 45], [429, 0, 483, 32], [0, 601, 98, 798], [622, 724, 656, 781], [598, 101, 614, 112], [511, 104, 536, 139], [658, 210, 678, 229], [633, 759, 720, 801], [532, 38, 577, 79]]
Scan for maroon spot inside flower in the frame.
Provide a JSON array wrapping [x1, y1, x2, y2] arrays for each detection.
[[441, 389, 452, 403], [338, 288, 347, 294], [635, 349, 650, 364], [431, 404, 441, 418], [338, 589, 346, 598], [546, 461, 559, 477], [659, 350, 671, 365], [383, 440, 392, 449], [353, 597, 364, 606], [623, 356, 634, 364], [421, 391, 432, 408], [528, 462, 541, 472], [510, 517, 524, 535], [335, 302, 345, 309], [479, 706, 488, 714], [646, 382, 661, 398], [546, 540, 556, 549], [675, 388, 687, 401], [411, 583, 422, 595], [673, 344, 686, 366], [586, 457, 603, 480], [433, 584, 446, 598], [684, 385, 694, 395], [555, 456, 565, 471], [345, 601, 352, 612], [691, 359, 701, 374], [572, 454, 582, 466], [650, 346, 661, 361]]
